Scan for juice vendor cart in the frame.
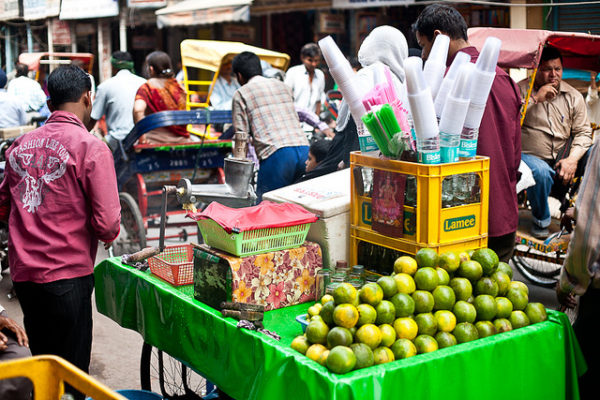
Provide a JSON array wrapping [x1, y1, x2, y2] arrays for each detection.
[[94, 257, 585, 400]]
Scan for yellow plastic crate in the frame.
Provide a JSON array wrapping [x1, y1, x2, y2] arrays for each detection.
[[0, 355, 126, 400], [350, 151, 489, 263]]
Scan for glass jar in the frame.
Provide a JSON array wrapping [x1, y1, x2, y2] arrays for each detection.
[[314, 269, 330, 302], [326, 272, 346, 295], [335, 260, 349, 278], [348, 265, 365, 288]]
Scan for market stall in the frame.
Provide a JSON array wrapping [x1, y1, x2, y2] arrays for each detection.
[[95, 258, 584, 400]]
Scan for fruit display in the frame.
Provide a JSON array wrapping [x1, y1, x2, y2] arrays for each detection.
[[290, 247, 548, 374]]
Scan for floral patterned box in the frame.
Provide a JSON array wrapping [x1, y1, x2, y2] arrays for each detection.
[[193, 242, 322, 311]]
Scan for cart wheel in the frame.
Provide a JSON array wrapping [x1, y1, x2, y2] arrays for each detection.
[[140, 342, 207, 399], [511, 244, 563, 289], [113, 192, 146, 256]]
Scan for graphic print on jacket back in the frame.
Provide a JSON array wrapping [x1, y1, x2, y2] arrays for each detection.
[[9, 137, 69, 213]]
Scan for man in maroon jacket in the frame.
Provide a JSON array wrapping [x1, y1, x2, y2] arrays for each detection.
[[0, 65, 121, 399], [413, 4, 522, 262]]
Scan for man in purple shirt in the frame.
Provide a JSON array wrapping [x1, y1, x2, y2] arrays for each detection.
[[413, 4, 522, 262]]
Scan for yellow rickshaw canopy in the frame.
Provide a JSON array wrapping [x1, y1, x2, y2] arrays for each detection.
[[180, 40, 290, 72]]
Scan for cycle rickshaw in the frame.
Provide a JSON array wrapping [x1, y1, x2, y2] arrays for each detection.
[[468, 28, 600, 292], [111, 42, 291, 256]]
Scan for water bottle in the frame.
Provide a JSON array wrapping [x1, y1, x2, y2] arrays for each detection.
[[417, 136, 441, 165], [459, 126, 479, 161]]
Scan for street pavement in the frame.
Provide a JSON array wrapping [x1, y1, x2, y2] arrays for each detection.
[[0, 241, 564, 393]]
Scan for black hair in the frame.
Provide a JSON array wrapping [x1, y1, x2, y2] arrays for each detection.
[[146, 51, 174, 78], [112, 51, 133, 62], [309, 139, 331, 163], [301, 43, 321, 59], [540, 45, 563, 64], [348, 56, 361, 70], [412, 4, 468, 42], [232, 52, 263, 81], [47, 65, 91, 107], [15, 63, 29, 77]]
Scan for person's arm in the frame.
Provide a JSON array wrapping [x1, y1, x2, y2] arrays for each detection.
[[586, 72, 598, 108], [557, 142, 600, 307], [133, 99, 147, 124], [32, 81, 47, 111], [296, 106, 333, 137], [232, 91, 249, 137], [314, 71, 325, 115], [81, 145, 121, 248], [0, 311, 28, 349], [89, 84, 107, 132]]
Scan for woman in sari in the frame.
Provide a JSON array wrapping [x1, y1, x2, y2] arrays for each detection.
[[133, 51, 190, 143]]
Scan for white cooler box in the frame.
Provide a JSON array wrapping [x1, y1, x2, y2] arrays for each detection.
[[263, 169, 350, 268]]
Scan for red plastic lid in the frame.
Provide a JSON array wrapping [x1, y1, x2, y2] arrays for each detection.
[[188, 201, 318, 233]]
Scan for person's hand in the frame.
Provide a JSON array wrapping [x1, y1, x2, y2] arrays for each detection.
[[556, 285, 578, 309], [591, 72, 597, 90], [0, 315, 29, 348], [322, 128, 334, 138], [103, 241, 113, 250], [535, 83, 559, 103], [555, 156, 578, 185], [561, 207, 575, 233]]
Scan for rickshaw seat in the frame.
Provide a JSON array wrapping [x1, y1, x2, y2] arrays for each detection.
[[113, 110, 232, 164]]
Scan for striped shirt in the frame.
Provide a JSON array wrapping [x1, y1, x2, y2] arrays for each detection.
[[559, 140, 600, 295], [232, 75, 308, 160]]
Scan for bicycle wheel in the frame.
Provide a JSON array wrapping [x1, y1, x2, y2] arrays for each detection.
[[113, 192, 147, 256], [511, 244, 563, 288], [140, 342, 207, 399]]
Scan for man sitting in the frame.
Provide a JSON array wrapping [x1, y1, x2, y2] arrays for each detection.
[[518, 45, 593, 238]]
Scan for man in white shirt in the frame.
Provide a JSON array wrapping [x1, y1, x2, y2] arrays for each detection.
[[284, 43, 325, 115], [90, 51, 146, 149], [7, 63, 46, 113], [210, 59, 241, 110], [0, 69, 27, 129]]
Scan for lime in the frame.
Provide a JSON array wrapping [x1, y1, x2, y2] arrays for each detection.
[[438, 251, 461, 273], [327, 326, 354, 348], [449, 277, 473, 301], [436, 267, 451, 286], [497, 262, 513, 279], [394, 273, 416, 295], [373, 346, 395, 364], [333, 304, 359, 329], [378, 323, 397, 347], [355, 324, 382, 349], [390, 293, 415, 318], [414, 267, 439, 291], [435, 331, 457, 349], [412, 290, 435, 313], [333, 283, 358, 305], [377, 276, 398, 299], [458, 251, 470, 263], [495, 297, 513, 319], [506, 288, 528, 311], [350, 343, 374, 370], [475, 321, 496, 338], [320, 301, 335, 326], [414, 312, 437, 336], [326, 346, 356, 374], [453, 300, 477, 323], [525, 302, 547, 324], [473, 294, 497, 321], [393, 317, 418, 340], [317, 349, 330, 366], [457, 260, 483, 282], [493, 318, 513, 333], [491, 271, 511, 296], [359, 282, 384, 307], [308, 303, 322, 317], [471, 248, 499, 276], [306, 343, 328, 362], [306, 319, 329, 345], [453, 322, 479, 343], [432, 285, 456, 311], [375, 300, 396, 325], [474, 277, 499, 297], [391, 338, 417, 359], [509, 310, 530, 329], [415, 248, 439, 268], [414, 334, 438, 354], [394, 256, 418, 275], [509, 281, 529, 295], [434, 310, 457, 332], [291, 335, 310, 354], [356, 303, 377, 326], [321, 294, 334, 305]]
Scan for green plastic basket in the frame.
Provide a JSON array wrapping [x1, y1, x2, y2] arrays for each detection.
[[197, 218, 312, 257]]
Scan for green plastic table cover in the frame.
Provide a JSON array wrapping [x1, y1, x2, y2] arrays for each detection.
[[94, 257, 586, 400]]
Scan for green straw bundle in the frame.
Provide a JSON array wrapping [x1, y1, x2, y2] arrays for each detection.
[[361, 104, 405, 158]]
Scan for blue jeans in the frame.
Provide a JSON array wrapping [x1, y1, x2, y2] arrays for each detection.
[[257, 146, 309, 203], [521, 153, 555, 228]]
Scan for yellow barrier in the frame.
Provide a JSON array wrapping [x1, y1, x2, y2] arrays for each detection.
[[0, 355, 127, 400]]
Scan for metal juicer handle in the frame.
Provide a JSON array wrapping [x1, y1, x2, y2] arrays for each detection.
[[159, 185, 178, 252]]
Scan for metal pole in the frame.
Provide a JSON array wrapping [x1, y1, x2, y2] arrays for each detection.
[[70, 21, 77, 52], [5, 26, 13, 73], [26, 23, 33, 53], [119, 6, 127, 51]]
